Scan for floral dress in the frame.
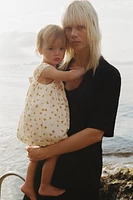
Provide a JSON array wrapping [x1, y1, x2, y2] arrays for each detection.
[[17, 63, 69, 146]]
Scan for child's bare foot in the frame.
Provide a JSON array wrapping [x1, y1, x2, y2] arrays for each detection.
[[21, 183, 37, 200], [38, 184, 66, 196]]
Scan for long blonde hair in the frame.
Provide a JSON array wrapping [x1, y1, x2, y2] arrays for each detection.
[[62, 0, 101, 71]]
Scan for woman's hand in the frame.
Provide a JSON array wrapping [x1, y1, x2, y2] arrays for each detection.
[[26, 128, 103, 162], [26, 146, 48, 161]]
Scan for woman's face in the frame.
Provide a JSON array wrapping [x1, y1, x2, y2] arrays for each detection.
[[64, 25, 89, 52]]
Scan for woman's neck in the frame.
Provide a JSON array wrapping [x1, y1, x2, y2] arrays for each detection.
[[75, 49, 90, 69]]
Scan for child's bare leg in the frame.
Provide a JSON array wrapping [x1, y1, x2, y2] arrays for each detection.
[[21, 161, 37, 200], [38, 156, 65, 196]]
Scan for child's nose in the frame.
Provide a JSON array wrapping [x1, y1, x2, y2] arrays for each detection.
[[55, 50, 60, 55]]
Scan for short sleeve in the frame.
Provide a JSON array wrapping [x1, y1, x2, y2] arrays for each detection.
[[87, 61, 121, 137], [33, 63, 54, 81]]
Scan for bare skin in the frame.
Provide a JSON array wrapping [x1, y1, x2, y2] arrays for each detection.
[[21, 179, 65, 199], [21, 184, 37, 200], [21, 156, 65, 199], [38, 156, 65, 196], [27, 128, 104, 162], [38, 185, 65, 197], [20, 161, 37, 200]]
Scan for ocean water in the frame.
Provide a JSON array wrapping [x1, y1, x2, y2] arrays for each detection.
[[102, 62, 133, 167], [0, 62, 133, 199]]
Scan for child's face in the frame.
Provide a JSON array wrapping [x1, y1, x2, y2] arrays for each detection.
[[41, 39, 66, 67]]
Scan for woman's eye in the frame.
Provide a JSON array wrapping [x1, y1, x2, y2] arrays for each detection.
[[60, 48, 65, 51], [65, 27, 72, 31], [77, 25, 85, 30]]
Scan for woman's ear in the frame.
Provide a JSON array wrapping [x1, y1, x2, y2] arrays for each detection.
[[38, 48, 42, 54]]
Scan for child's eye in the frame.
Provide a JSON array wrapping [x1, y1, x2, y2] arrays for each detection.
[[48, 48, 54, 51]]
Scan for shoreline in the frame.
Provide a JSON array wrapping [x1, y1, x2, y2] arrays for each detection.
[[103, 154, 133, 169]]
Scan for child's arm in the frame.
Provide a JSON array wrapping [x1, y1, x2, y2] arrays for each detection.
[[39, 66, 85, 82]]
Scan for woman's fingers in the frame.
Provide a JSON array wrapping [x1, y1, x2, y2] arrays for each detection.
[[25, 145, 39, 152], [25, 146, 46, 161]]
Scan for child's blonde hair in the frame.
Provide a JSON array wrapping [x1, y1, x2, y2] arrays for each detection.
[[62, 0, 101, 71], [36, 24, 67, 53]]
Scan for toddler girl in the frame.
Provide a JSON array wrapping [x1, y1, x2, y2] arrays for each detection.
[[17, 24, 85, 200]]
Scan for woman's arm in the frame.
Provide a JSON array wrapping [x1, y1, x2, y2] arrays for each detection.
[[27, 128, 104, 161]]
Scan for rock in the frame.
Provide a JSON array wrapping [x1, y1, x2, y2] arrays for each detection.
[[99, 166, 133, 200]]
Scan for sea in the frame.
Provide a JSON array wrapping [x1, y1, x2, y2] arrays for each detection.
[[0, 62, 133, 199]]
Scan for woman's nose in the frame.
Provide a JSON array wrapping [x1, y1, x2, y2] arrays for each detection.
[[71, 28, 78, 37]]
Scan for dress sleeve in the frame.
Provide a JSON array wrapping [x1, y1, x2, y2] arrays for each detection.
[[87, 63, 121, 137]]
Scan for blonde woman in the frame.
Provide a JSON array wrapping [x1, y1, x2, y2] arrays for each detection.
[[25, 1, 121, 200], [17, 24, 85, 200]]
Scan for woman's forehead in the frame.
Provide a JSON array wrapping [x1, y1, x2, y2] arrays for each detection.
[[63, 18, 86, 27]]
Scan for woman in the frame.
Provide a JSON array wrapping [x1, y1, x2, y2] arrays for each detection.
[[24, 1, 121, 200]]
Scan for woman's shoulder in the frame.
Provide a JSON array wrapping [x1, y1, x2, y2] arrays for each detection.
[[96, 56, 121, 81], [85, 56, 121, 88], [90, 56, 121, 87]]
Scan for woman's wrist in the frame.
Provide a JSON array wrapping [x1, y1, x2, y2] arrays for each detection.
[[43, 144, 54, 159]]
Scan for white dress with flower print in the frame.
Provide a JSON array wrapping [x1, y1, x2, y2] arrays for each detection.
[[17, 63, 69, 146]]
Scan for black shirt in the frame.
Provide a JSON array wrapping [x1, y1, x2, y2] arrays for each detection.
[[51, 56, 121, 188], [67, 56, 121, 137]]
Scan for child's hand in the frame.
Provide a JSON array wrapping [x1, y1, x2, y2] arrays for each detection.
[[70, 65, 85, 76]]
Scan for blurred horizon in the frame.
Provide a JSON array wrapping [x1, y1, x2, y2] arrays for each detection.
[[0, 0, 133, 65]]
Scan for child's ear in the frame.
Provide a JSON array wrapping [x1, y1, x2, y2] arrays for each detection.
[[38, 48, 42, 54]]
